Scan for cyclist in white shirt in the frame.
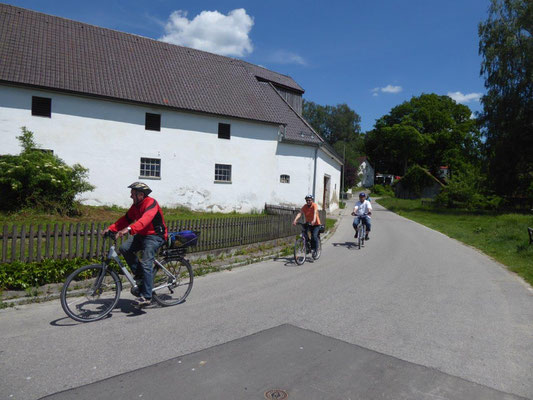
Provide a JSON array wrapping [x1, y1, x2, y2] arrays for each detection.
[[351, 192, 372, 240]]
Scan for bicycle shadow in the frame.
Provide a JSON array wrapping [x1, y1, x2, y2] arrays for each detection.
[[332, 241, 359, 250], [273, 255, 319, 267], [50, 299, 147, 326]]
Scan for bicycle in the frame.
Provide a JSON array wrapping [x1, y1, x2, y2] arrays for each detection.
[[60, 230, 197, 322], [294, 222, 324, 265], [352, 213, 369, 249]]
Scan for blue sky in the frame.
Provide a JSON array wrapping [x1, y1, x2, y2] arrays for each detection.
[[5, 0, 490, 132]]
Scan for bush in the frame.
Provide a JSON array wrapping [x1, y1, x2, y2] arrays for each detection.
[[434, 169, 503, 210], [0, 258, 94, 290], [371, 184, 395, 197], [0, 127, 94, 214]]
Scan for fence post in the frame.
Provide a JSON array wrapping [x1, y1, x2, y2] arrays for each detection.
[[28, 224, 35, 263], [19, 225, 26, 262], [36, 224, 43, 262], [2, 225, 7, 263]]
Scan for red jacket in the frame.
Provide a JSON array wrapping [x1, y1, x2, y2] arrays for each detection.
[[109, 196, 167, 239]]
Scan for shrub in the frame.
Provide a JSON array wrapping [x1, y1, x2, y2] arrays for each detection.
[[371, 184, 395, 197], [0, 258, 94, 290], [0, 127, 94, 214], [434, 168, 503, 210]]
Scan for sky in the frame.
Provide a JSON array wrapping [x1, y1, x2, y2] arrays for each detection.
[[4, 0, 490, 132]]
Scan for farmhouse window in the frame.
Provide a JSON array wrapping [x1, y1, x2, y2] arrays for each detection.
[[145, 113, 161, 131], [215, 164, 232, 182], [218, 123, 231, 139], [32, 96, 51, 117], [280, 174, 290, 183], [140, 157, 161, 178]]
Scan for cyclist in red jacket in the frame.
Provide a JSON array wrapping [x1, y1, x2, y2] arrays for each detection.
[[103, 182, 167, 307]]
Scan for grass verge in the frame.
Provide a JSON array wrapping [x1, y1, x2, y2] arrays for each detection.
[[377, 197, 533, 287]]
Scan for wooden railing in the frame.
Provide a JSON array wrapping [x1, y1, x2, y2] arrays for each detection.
[[0, 210, 325, 263]]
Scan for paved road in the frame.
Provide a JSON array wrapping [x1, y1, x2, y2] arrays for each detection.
[[1, 203, 532, 399]]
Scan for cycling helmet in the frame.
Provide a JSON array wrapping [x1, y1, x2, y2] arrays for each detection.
[[128, 181, 152, 195], [305, 194, 314, 200], [359, 192, 366, 198]]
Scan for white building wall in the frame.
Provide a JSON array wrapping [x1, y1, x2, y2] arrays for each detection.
[[358, 161, 375, 188], [316, 149, 341, 211], [1, 85, 341, 212]]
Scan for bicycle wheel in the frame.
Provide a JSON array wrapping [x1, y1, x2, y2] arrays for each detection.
[[294, 237, 306, 265], [357, 225, 363, 249], [312, 236, 322, 260], [361, 225, 366, 246], [60, 264, 121, 322], [152, 257, 194, 306]]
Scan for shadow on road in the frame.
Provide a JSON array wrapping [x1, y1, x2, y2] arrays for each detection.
[[50, 299, 147, 326], [332, 241, 358, 250], [273, 256, 319, 267]]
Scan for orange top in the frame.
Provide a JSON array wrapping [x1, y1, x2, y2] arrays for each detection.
[[301, 202, 321, 225]]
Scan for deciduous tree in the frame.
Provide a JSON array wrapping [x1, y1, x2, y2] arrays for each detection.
[[478, 0, 533, 197]]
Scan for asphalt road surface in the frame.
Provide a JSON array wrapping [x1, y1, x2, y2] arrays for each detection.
[[1, 203, 532, 399]]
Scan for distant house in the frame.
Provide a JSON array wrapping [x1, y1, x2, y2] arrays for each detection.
[[0, 4, 343, 212], [355, 156, 374, 188], [394, 166, 445, 199], [375, 173, 395, 186]]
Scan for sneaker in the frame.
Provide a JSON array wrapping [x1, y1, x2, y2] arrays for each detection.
[[135, 297, 152, 308], [365, 235, 369, 241], [130, 286, 140, 297], [354, 232, 358, 238], [312, 251, 317, 258]]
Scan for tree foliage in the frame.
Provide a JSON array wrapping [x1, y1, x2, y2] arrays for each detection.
[[303, 100, 365, 188], [478, 0, 533, 197], [364, 94, 482, 177], [0, 127, 95, 214]]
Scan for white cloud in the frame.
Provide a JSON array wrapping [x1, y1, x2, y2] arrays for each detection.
[[159, 9, 254, 57], [267, 50, 307, 66], [381, 85, 402, 93], [447, 91, 482, 104], [371, 85, 402, 96]]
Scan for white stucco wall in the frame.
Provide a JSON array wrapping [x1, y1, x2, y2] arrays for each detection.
[[1, 85, 342, 212], [358, 161, 375, 188]]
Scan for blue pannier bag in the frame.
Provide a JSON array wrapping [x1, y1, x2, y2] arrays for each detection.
[[168, 230, 199, 248]]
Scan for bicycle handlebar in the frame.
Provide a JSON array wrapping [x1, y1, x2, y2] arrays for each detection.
[[103, 231, 117, 240]]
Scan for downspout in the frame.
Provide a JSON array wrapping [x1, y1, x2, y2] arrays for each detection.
[[312, 145, 319, 199]]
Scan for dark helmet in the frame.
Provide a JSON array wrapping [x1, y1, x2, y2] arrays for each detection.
[[359, 192, 366, 198], [128, 181, 152, 195], [305, 194, 314, 200]]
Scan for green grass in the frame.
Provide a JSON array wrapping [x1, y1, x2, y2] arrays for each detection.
[[377, 197, 533, 286], [0, 205, 267, 228]]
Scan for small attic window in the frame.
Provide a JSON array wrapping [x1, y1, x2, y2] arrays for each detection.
[[218, 123, 231, 139], [32, 96, 51, 117]]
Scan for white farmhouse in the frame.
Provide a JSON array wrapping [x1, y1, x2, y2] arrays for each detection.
[[0, 4, 342, 212]]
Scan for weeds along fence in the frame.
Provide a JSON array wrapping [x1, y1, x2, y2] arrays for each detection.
[[0, 210, 325, 263]]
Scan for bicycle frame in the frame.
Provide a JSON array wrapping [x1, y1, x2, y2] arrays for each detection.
[[103, 237, 178, 294]]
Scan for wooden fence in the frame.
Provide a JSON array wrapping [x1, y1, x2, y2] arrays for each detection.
[[0, 210, 325, 263]]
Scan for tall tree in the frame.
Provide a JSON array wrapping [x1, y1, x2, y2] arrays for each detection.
[[303, 100, 364, 188], [302, 100, 362, 144], [478, 0, 533, 197], [364, 94, 481, 177]]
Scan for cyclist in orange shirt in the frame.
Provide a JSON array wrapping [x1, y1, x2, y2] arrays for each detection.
[[292, 194, 322, 257]]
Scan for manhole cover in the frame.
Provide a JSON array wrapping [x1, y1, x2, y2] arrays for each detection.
[[264, 389, 288, 399]]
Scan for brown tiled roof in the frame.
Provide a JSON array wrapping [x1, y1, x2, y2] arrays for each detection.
[[259, 82, 321, 145], [0, 4, 304, 125], [241, 62, 304, 93]]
